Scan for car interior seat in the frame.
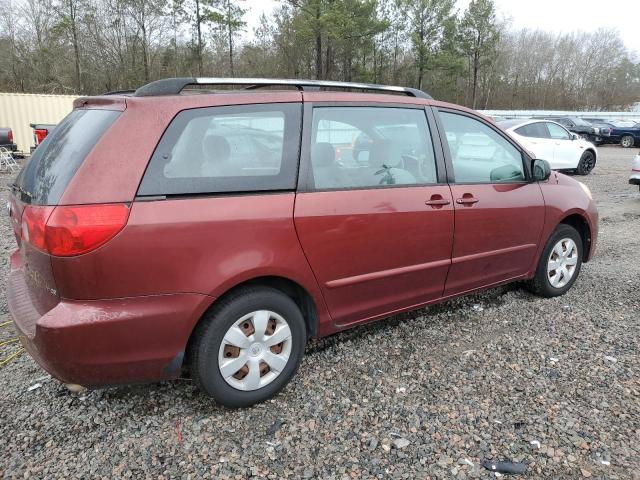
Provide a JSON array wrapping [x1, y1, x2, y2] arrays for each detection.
[[369, 139, 416, 185], [311, 142, 342, 189], [202, 135, 234, 177]]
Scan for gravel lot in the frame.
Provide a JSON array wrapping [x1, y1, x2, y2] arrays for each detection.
[[1, 146, 638, 479]]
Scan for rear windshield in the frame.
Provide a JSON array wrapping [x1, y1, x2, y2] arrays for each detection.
[[14, 109, 120, 205]]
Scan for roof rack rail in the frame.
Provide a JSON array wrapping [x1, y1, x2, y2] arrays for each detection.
[[133, 77, 432, 100], [102, 89, 136, 96]]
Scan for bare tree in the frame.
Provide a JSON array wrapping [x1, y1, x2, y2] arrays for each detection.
[[0, 0, 637, 109]]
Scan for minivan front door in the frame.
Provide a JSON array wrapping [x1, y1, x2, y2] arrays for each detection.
[[294, 105, 454, 327], [436, 109, 546, 296]]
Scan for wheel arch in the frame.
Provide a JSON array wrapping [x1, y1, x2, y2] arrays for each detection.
[[559, 213, 592, 262], [225, 276, 320, 339], [183, 275, 321, 375]]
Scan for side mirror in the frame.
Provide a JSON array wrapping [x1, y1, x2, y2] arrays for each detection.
[[532, 159, 551, 181], [570, 133, 579, 140]]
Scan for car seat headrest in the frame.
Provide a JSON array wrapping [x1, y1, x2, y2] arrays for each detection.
[[311, 142, 336, 167], [203, 135, 231, 162]]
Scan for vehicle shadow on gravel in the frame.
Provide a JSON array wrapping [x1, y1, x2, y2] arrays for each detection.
[[94, 282, 526, 409], [305, 282, 525, 356]]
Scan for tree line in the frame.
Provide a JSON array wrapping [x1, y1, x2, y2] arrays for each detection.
[[0, 0, 638, 110]]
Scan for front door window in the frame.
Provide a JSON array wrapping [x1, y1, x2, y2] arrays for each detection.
[[439, 112, 525, 183]]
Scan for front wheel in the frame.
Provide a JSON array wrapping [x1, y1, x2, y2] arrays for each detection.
[[191, 287, 307, 408], [528, 224, 583, 298], [621, 135, 635, 148], [576, 151, 595, 175]]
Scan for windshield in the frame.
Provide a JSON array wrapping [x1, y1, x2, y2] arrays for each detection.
[[572, 117, 591, 126]]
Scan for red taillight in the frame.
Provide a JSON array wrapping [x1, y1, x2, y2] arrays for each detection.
[[7, 129, 13, 143], [21, 206, 54, 252], [21, 204, 129, 256], [34, 128, 48, 145]]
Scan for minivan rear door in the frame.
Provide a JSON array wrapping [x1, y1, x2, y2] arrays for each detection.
[[294, 103, 453, 327]]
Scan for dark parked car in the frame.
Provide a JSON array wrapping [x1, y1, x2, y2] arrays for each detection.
[[0, 127, 17, 152], [543, 116, 601, 144], [606, 121, 639, 148], [29, 123, 56, 152], [583, 118, 640, 147], [7, 78, 598, 407], [582, 118, 613, 140]]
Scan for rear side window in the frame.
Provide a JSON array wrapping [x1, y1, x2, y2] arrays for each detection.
[[138, 103, 301, 196], [515, 123, 550, 139], [14, 109, 121, 205]]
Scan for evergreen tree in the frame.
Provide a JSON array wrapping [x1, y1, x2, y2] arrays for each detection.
[[208, 0, 246, 76], [459, 0, 500, 108], [402, 0, 456, 90]]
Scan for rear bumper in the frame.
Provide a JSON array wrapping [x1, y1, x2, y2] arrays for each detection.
[[7, 250, 212, 386], [630, 177, 640, 185]]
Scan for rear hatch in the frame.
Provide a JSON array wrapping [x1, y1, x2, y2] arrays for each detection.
[[10, 108, 122, 315]]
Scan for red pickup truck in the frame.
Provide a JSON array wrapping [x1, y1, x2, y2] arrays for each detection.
[[30, 123, 56, 152], [0, 127, 17, 152]]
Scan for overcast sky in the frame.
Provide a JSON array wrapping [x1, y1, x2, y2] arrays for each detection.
[[245, 0, 640, 55]]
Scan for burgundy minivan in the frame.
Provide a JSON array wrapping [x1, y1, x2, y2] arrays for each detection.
[[7, 78, 598, 407]]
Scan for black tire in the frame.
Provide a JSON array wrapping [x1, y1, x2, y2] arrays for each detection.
[[620, 135, 635, 148], [191, 286, 307, 408], [528, 224, 583, 298], [576, 151, 595, 175]]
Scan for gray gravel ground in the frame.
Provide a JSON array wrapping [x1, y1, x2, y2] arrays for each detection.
[[1, 146, 639, 479]]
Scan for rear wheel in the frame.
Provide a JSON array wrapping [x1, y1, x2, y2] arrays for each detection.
[[621, 135, 635, 148], [576, 151, 596, 175], [528, 224, 583, 298], [191, 287, 307, 408]]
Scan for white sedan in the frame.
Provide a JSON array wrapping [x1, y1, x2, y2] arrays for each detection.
[[498, 119, 597, 175], [630, 150, 640, 190]]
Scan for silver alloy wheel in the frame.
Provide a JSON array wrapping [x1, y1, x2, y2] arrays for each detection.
[[621, 136, 634, 148], [218, 310, 292, 391], [547, 238, 578, 288]]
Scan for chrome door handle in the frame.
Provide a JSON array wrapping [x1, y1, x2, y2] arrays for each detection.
[[456, 197, 479, 205], [425, 198, 451, 206]]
